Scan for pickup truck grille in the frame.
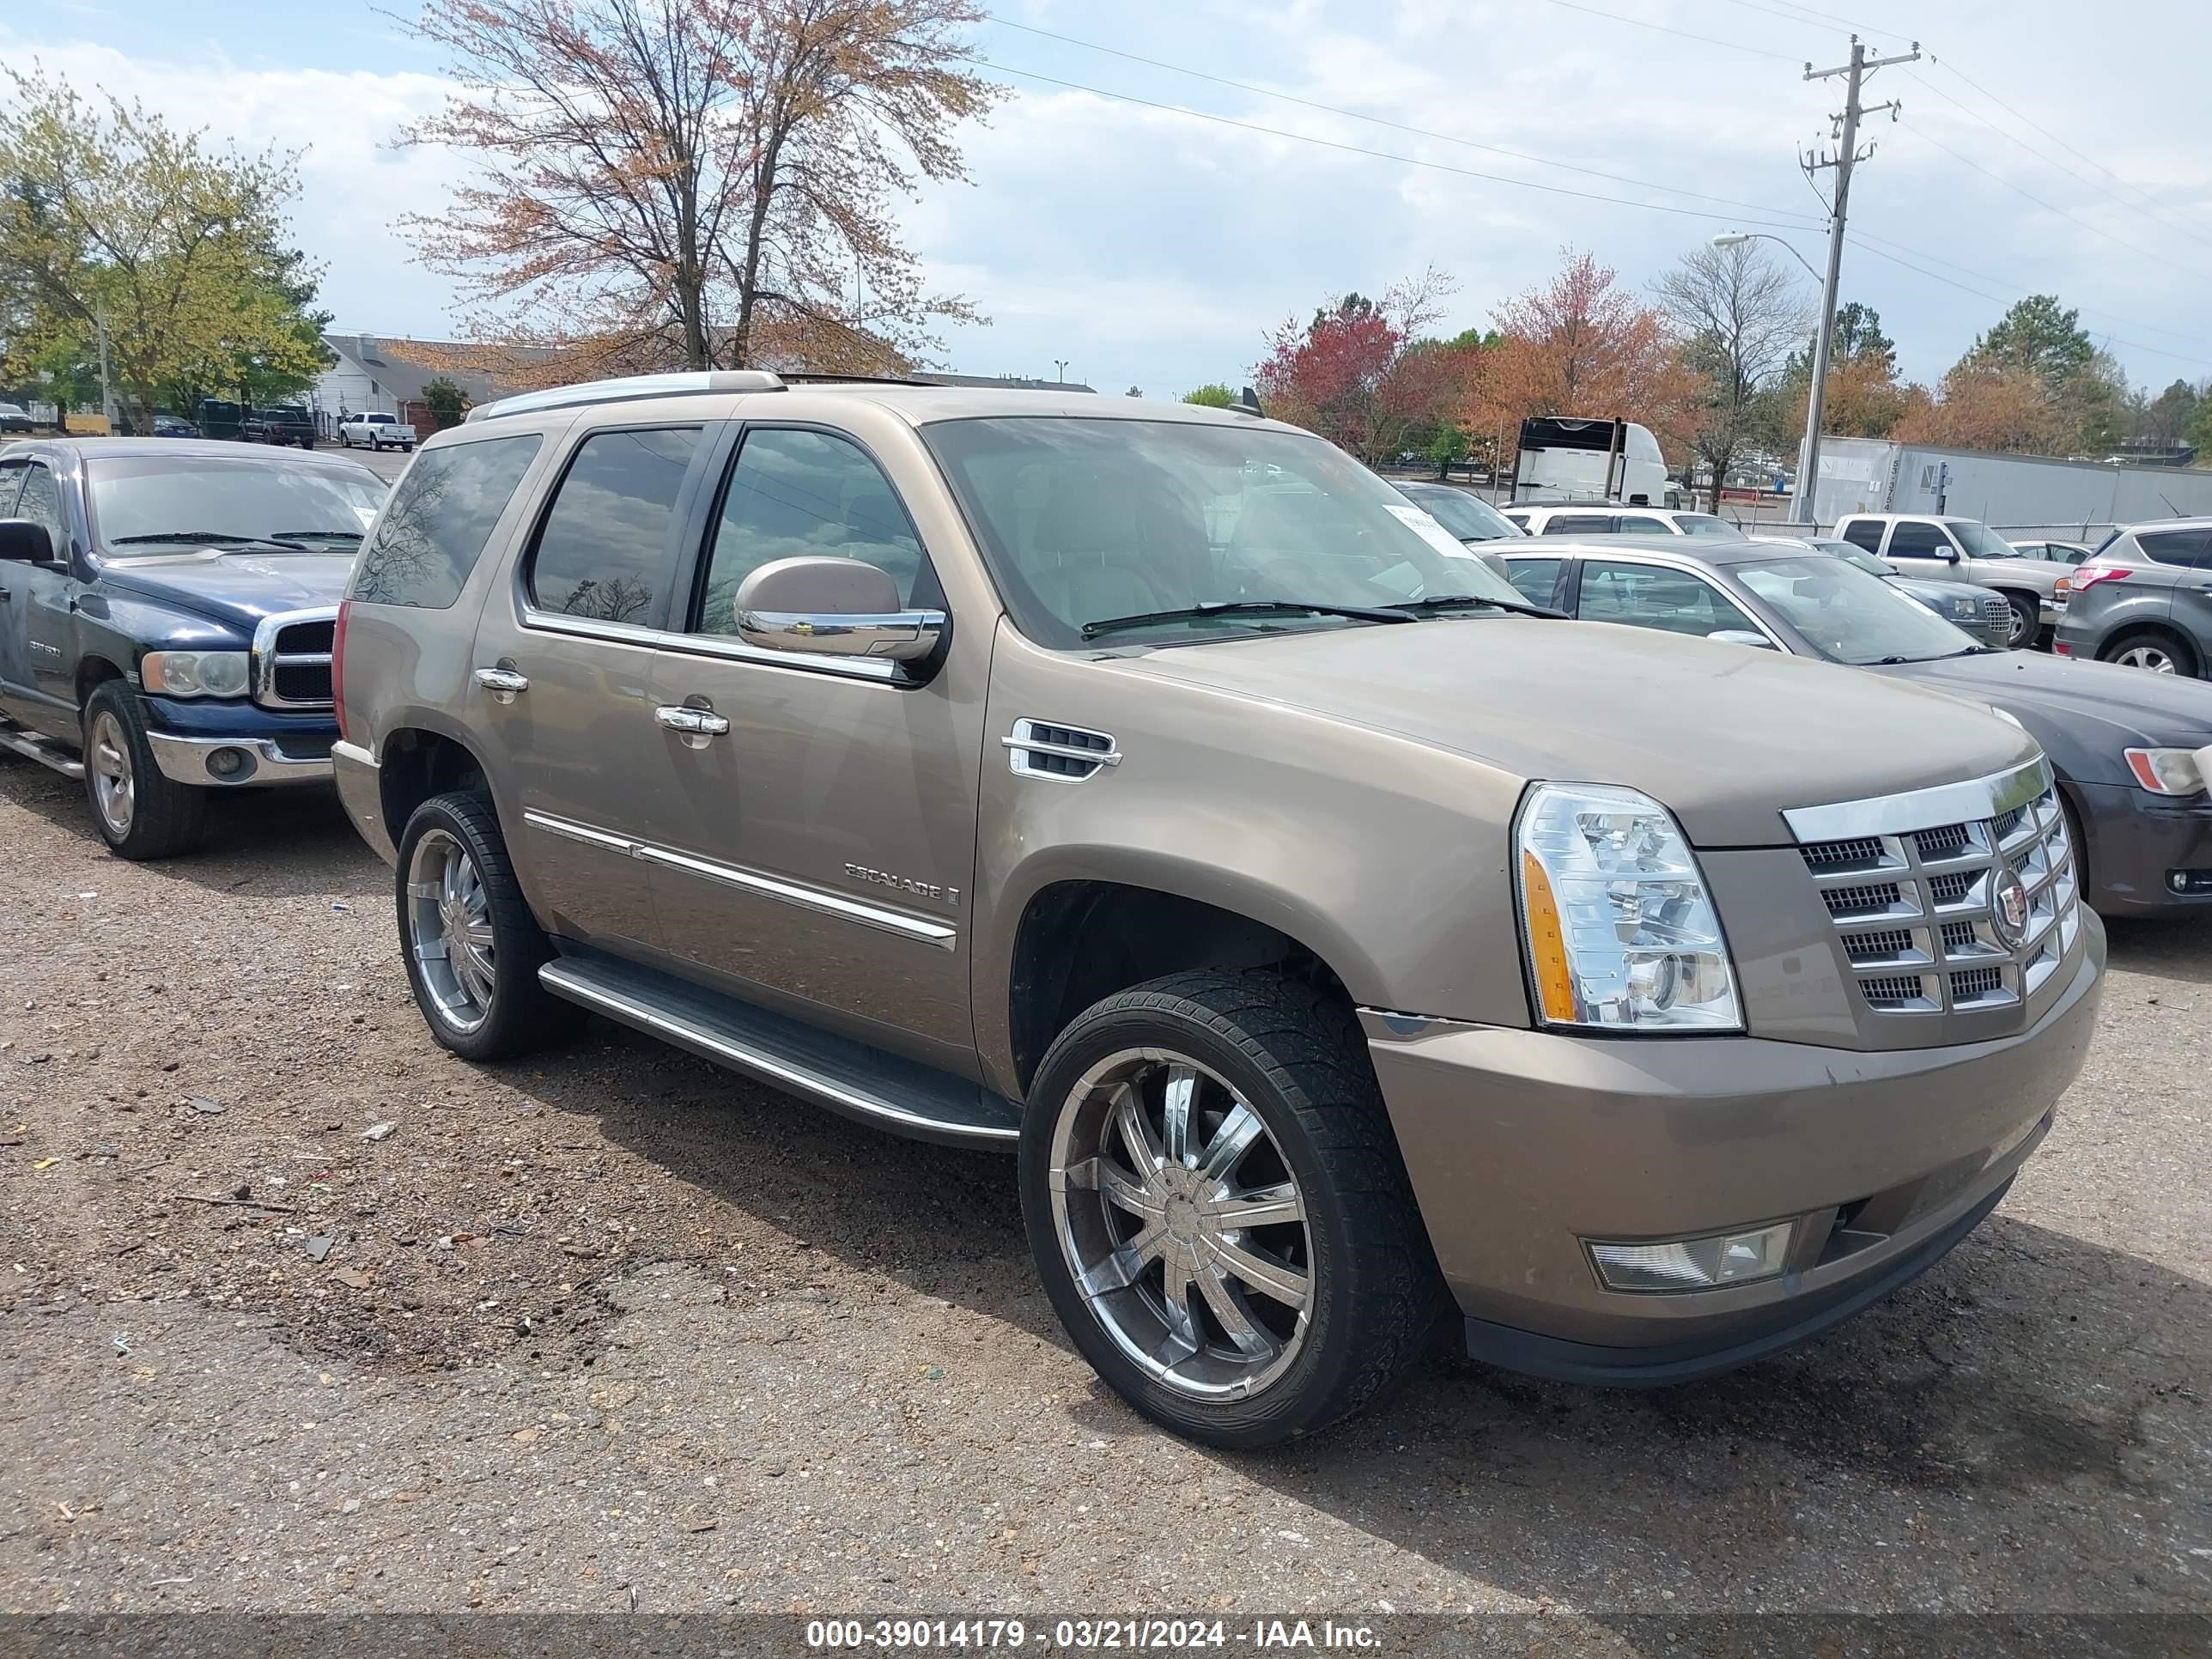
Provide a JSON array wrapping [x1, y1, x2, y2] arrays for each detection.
[[252, 610, 337, 712], [1794, 765, 2079, 1016]]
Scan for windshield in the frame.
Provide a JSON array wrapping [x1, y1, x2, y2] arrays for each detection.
[[922, 417, 1530, 647], [1674, 514, 1736, 537], [87, 456, 388, 552], [1731, 554, 1978, 665], [1950, 520, 2019, 559], [1822, 544, 1894, 577], [1398, 484, 1522, 543]]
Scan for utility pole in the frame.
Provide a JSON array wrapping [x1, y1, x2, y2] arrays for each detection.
[[1798, 33, 1917, 527], [95, 308, 117, 429]]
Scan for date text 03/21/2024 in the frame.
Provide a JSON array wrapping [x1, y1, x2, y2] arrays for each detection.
[[804, 1619, 1382, 1650]]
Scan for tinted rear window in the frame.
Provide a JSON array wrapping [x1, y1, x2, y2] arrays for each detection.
[[348, 434, 541, 608], [1544, 514, 1614, 534], [1838, 520, 1885, 551], [2138, 527, 2212, 568]]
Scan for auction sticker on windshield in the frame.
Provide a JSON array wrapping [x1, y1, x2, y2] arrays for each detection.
[[1382, 501, 1474, 559]]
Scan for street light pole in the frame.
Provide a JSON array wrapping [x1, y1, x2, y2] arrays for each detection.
[[1052, 358, 1070, 384]]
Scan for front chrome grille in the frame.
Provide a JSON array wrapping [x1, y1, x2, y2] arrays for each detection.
[[252, 608, 337, 712], [1792, 761, 2080, 1017]]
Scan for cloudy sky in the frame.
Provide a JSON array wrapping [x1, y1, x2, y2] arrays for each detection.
[[11, 0, 2211, 400]]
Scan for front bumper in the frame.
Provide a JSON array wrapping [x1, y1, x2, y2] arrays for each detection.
[[1367, 922, 2103, 1382], [2071, 779, 2212, 915], [146, 730, 332, 786], [332, 738, 396, 864]]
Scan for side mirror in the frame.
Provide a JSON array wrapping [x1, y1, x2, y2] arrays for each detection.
[[732, 556, 945, 664], [1708, 629, 1777, 650], [0, 519, 55, 565]]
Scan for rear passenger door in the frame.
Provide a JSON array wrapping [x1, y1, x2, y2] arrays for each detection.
[[470, 421, 714, 953], [635, 421, 983, 1072], [2136, 526, 2212, 652]]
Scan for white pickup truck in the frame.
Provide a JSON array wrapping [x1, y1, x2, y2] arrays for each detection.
[[337, 412, 417, 452]]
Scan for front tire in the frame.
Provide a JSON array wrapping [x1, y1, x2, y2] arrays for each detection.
[[395, 792, 564, 1061], [1998, 591, 2039, 648], [1019, 969, 1440, 1449], [81, 683, 207, 860]]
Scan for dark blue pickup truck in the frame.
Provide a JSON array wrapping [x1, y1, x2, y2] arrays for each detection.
[[0, 438, 388, 858]]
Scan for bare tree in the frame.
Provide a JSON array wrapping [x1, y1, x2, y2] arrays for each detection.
[[1652, 241, 1811, 511], [397, 0, 1001, 374]]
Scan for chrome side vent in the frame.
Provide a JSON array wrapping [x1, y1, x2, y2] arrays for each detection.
[[1004, 719, 1120, 783]]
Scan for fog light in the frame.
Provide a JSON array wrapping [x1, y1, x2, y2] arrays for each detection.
[[2170, 870, 2212, 896], [1589, 1221, 1794, 1292], [207, 746, 253, 780]]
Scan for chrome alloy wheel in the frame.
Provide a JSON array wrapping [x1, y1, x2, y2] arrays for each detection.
[[405, 828, 495, 1033], [1048, 1048, 1313, 1400], [2114, 642, 2179, 673], [88, 709, 135, 837]]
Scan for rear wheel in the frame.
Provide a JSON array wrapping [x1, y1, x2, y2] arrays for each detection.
[[395, 792, 564, 1061], [2099, 628, 2197, 678], [1020, 969, 1441, 1449]]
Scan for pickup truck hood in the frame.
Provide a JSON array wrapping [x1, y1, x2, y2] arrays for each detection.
[[1870, 649, 2212, 781], [96, 550, 352, 634], [1114, 618, 2040, 848]]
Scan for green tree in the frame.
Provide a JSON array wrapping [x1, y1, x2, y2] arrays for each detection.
[[2184, 394, 2212, 462], [0, 68, 328, 429], [1970, 295, 2095, 389], [1182, 383, 1237, 408], [422, 376, 466, 430], [1424, 421, 1468, 478]]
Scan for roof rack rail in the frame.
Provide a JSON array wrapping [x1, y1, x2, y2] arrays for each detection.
[[466, 369, 786, 424]]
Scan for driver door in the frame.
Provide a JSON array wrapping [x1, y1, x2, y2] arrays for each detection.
[[7, 459, 83, 738], [1881, 520, 1960, 580], [0, 458, 29, 714]]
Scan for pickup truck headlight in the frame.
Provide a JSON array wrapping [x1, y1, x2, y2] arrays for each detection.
[[1515, 782, 1742, 1032], [2125, 746, 2212, 797], [140, 649, 251, 699]]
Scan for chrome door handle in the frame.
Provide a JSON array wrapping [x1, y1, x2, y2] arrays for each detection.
[[471, 666, 529, 704], [654, 704, 730, 739]]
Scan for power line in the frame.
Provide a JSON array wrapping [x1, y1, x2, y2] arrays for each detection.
[[976, 59, 1825, 232], [984, 17, 1828, 228], [1906, 65, 2212, 257], [1897, 117, 2212, 285], [1934, 58, 2210, 230], [1534, 0, 1800, 60]]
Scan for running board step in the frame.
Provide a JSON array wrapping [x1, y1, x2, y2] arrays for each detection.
[[0, 724, 85, 780], [538, 955, 1022, 1150]]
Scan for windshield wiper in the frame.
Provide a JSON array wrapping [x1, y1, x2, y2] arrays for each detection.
[[269, 528, 366, 544], [110, 531, 307, 550], [1080, 599, 1415, 640], [1383, 592, 1565, 621]]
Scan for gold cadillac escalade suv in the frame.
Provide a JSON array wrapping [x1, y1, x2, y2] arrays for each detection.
[[329, 372, 2103, 1446]]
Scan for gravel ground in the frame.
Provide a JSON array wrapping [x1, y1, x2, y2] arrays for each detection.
[[2, 757, 2209, 1626]]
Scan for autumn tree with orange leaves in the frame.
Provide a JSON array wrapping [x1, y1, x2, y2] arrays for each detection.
[[1464, 248, 1702, 474], [397, 0, 1001, 378]]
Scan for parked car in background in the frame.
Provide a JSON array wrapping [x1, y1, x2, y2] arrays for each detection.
[[1502, 502, 1740, 538], [1504, 534, 2212, 915], [244, 404, 317, 448], [0, 437, 386, 857], [150, 414, 198, 439], [0, 404, 33, 436], [339, 411, 418, 453], [331, 370, 2100, 1448], [1750, 534, 2015, 648], [2011, 538, 2094, 566], [1393, 480, 1523, 544], [2053, 519, 2212, 678], [1835, 513, 2066, 650]]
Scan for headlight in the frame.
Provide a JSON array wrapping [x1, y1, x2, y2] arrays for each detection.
[[1948, 598, 1978, 617], [1515, 782, 1741, 1032], [140, 649, 252, 698], [2125, 746, 2212, 797]]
